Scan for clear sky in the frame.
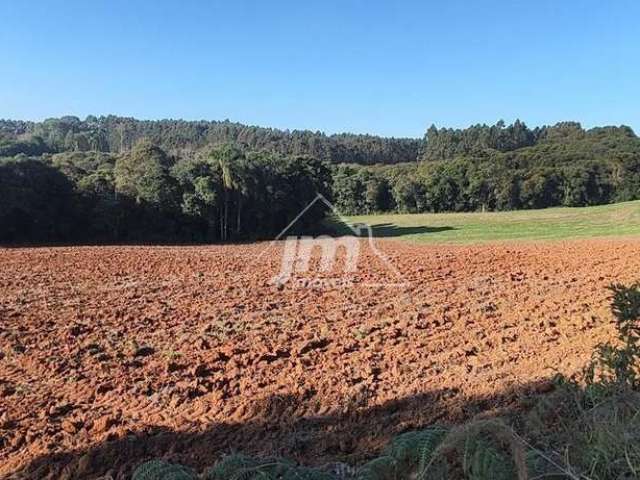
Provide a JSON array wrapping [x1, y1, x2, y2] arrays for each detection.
[[1, 0, 638, 138]]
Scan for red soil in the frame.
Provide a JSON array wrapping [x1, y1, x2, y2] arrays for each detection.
[[1, 238, 639, 479]]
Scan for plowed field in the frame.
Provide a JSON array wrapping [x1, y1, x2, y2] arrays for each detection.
[[1, 238, 639, 479]]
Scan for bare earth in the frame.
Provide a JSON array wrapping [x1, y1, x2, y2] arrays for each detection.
[[1, 238, 639, 479]]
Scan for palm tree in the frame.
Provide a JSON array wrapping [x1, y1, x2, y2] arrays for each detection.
[[211, 144, 245, 241]]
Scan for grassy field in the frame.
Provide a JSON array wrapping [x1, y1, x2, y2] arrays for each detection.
[[344, 200, 640, 244]]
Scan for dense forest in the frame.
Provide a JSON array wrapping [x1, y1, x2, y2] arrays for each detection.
[[1, 116, 639, 243], [0, 116, 420, 165], [333, 121, 640, 214]]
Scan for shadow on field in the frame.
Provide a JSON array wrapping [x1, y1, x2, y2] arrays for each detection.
[[366, 223, 455, 238], [7, 379, 554, 479]]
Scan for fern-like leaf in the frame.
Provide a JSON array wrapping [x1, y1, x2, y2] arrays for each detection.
[[464, 436, 513, 480], [132, 459, 197, 480], [356, 455, 398, 480], [385, 426, 449, 474], [205, 454, 300, 480]]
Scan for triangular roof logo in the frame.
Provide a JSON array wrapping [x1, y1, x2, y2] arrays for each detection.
[[253, 193, 409, 288]]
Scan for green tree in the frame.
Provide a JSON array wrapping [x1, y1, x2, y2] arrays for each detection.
[[209, 143, 246, 240], [114, 140, 179, 209], [520, 169, 563, 209], [0, 157, 79, 242], [172, 157, 223, 241]]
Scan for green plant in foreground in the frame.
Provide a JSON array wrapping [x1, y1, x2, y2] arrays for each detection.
[[568, 282, 640, 479], [425, 420, 528, 480], [133, 423, 526, 480], [200, 425, 515, 480], [525, 282, 640, 479], [584, 283, 640, 392]]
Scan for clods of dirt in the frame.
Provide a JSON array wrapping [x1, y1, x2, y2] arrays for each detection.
[[1, 238, 639, 478]]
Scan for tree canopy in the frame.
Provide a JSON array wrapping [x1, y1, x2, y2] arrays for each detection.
[[0, 116, 420, 165]]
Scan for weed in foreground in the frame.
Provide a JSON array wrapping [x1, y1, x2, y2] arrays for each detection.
[[132, 282, 640, 480]]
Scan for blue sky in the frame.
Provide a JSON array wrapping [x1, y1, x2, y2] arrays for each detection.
[[0, 0, 638, 138]]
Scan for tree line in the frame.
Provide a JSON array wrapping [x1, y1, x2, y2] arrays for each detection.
[[1, 118, 639, 243], [0, 116, 420, 165]]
